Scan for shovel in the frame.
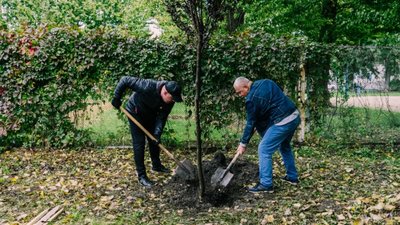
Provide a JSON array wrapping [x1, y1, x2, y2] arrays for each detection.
[[121, 108, 196, 181], [211, 151, 241, 188]]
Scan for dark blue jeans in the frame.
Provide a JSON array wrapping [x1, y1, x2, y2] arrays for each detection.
[[127, 110, 162, 178]]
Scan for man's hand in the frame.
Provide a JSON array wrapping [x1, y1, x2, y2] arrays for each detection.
[[111, 98, 122, 109], [151, 132, 161, 146], [150, 138, 160, 146], [237, 144, 247, 155]]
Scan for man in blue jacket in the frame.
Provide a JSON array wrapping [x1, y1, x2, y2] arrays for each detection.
[[111, 76, 183, 188], [234, 77, 300, 193]]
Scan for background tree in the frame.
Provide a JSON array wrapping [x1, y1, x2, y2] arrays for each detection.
[[0, 0, 182, 40], [164, 0, 224, 198], [241, 0, 399, 122]]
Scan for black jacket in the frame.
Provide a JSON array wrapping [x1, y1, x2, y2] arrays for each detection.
[[114, 76, 174, 138]]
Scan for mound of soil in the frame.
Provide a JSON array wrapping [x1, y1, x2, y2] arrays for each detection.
[[153, 152, 259, 209]]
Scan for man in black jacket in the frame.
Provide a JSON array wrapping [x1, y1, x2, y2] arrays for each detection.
[[111, 76, 183, 187]]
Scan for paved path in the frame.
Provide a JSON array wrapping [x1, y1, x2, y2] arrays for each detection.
[[330, 96, 400, 112]]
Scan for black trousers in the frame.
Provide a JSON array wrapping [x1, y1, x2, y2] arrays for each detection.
[[127, 110, 162, 178]]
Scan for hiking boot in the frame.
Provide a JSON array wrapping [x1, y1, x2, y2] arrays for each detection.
[[281, 175, 299, 185], [152, 165, 171, 174], [248, 183, 274, 193], [138, 176, 154, 188]]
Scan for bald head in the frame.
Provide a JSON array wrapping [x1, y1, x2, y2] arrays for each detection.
[[233, 77, 250, 89], [233, 77, 252, 97]]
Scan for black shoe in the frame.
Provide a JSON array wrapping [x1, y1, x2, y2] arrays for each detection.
[[281, 175, 299, 185], [152, 165, 171, 173], [248, 183, 274, 193], [138, 176, 154, 187]]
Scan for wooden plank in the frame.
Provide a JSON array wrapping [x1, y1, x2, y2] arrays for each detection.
[[27, 206, 64, 225], [36, 206, 61, 224], [47, 207, 64, 222], [26, 208, 50, 225]]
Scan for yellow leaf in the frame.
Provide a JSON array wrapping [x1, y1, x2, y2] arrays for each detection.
[[10, 176, 18, 183], [385, 219, 394, 225], [353, 218, 362, 225], [361, 197, 371, 203]]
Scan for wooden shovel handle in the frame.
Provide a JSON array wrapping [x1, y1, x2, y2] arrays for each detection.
[[121, 108, 189, 171], [223, 151, 241, 175]]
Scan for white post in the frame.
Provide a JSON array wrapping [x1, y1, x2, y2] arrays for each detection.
[[297, 53, 308, 142]]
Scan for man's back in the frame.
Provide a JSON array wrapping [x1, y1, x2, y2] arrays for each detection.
[[246, 79, 296, 126]]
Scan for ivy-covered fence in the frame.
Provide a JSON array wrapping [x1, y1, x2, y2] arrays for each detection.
[[2, 26, 398, 149], [0, 27, 189, 149]]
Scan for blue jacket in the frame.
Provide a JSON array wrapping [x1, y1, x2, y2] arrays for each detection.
[[240, 79, 297, 145], [114, 76, 174, 138]]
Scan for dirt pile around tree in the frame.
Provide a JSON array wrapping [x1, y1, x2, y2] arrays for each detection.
[[153, 152, 258, 209]]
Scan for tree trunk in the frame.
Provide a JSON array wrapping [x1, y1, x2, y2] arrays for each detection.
[[195, 37, 205, 199], [319, 0, 337, 43], [384, 59, 390, 91], [306, 0, 337, 123], [226, 5, 245, 33]]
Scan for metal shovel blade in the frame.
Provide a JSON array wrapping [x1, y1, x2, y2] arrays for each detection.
[[211, 167, 234, 188], [219, 171, 234, 187], [175, 159, 197, 181]]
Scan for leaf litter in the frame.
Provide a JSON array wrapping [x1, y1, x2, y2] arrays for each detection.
[[0, 147, 399, 224]]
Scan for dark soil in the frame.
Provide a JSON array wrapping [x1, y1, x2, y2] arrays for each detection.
[[152, 152, 259, 210]]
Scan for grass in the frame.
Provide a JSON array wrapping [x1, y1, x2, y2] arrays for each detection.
[[333, 91, 400, 97], [81, 100, 400, 150], [317, 107, 400, 143], [81, 103, 241, 147]]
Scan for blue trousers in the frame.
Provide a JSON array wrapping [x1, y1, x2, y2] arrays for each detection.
[[258, 116, 300, 187]]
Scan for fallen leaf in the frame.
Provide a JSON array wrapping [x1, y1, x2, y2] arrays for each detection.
[[368, 202, 384, 211], [370, 213, 382, 221], [293, 203, 301, 208], [345, 167, 354, 172], [353, 218, 362, 225], [261, 215, 274, 224], [383, 204, 395, 211], [321, 210, 333, 216], [337, 214, 345, 220]]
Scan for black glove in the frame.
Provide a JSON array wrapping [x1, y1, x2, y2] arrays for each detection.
[[111, 98, 122, 109], [150, 138, 160, 146], [150, 132, 161, 145]]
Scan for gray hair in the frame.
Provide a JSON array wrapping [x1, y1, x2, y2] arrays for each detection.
[[233, 77, 250, 88]]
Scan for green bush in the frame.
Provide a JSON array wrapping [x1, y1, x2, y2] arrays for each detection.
[[390, 79, 400, 91], [4, 26, 391, 149]]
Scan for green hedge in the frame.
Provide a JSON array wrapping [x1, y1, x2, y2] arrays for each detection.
[[0, 27, 183, 148], [0, 26, 347, 149]]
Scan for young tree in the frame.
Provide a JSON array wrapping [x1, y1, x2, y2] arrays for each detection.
[[164, 0, 224, 198]]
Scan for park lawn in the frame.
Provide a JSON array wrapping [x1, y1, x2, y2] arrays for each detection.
[[318, 107, 400, 144], [0, 145, 399, 224], [84, 103, 240, 147], [335, 91, 400, 97]]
